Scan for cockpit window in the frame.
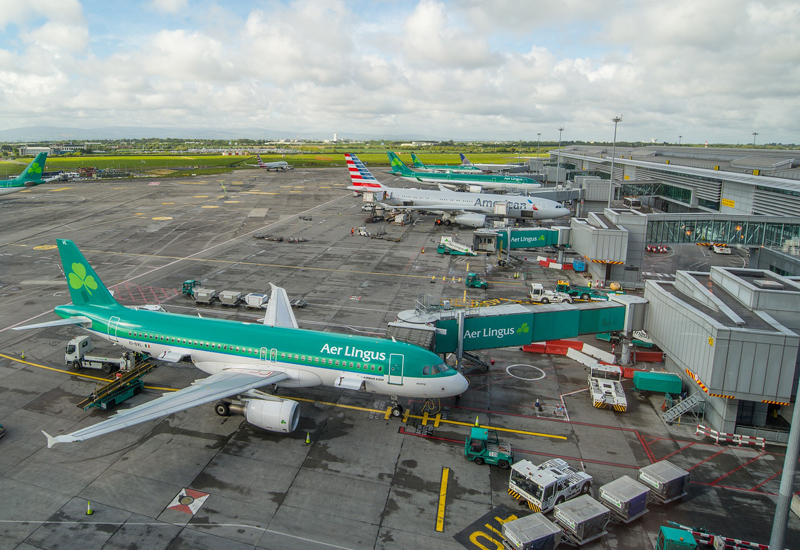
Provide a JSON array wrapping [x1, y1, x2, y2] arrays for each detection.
[[423, 363, 452, 375]]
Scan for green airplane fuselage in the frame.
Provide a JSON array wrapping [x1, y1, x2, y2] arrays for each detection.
[[54, 303, 465, 398]]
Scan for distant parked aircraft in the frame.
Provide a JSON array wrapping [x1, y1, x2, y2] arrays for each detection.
[[410, 153, 481, 174], [0, 153, 61, 197], [459, 153, 525, 173], [387, 152, 541, 193], [346, 154, 568, 228], [245, 155, 293, 171]]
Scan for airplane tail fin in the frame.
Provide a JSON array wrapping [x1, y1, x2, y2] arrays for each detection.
[[459, 153, 474, 166], [387, 152, 415, 176], [56, 239, 119, 308], [411, 153, 426, 168], [15, 152, 48, 186], [344, 153, 384, 191]]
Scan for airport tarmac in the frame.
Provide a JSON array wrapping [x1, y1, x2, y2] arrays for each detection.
[[0, 168, 797, 550]]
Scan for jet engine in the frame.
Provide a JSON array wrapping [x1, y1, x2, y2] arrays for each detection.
[[453, 213, 487, 228], [243, 399, 300, 433]]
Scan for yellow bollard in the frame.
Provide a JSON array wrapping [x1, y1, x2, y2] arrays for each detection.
[[431, 276, 436, 283], [86, 501, 93, 515]]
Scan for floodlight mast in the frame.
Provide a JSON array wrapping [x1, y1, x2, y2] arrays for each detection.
[[556, 127, 564, 184], [608, 116, 622, 208]]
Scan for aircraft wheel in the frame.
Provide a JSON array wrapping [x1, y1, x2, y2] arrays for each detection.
[[391, 404, 404, 418], [444, 219, 452, 226], [474, 457, 484, 466], [215, 401, 231, 417]]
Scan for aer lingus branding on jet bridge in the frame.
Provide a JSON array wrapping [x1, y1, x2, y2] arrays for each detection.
[[436, 314, 535, 352]]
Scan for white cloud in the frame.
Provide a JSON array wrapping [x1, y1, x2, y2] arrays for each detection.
[[0, 0, 797, 143], [147, 0, 189, 16]]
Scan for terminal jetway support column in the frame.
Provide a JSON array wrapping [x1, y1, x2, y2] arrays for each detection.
[[455, 309, 465, 372], [769, 396, 800, 549]]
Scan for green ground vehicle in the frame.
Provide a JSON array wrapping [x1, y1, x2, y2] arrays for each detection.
[[464, 427, 513, 468], [182, 279, 199, 297], [466, 273, 489, 289], [555, 279, 607, 300], [656, 527, 698, 549]]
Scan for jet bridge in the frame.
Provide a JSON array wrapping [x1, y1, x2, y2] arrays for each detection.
[[394, 295, 654, 368]]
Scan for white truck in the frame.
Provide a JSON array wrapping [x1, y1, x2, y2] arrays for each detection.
[[588, 364, 628, 412], [508, 458, 593, 513], [529, 283, 573, 304], [65, 335, 137, 373]]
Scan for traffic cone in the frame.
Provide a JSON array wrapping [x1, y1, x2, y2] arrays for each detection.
[[474, 416, 479, 427], [86, 501, 93, 515], [305, 432, 311, 445], [20, 351, 25, 360], [431, 276, 436, 283]]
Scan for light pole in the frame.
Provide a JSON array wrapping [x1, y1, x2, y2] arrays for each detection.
[[752, 132, 759, 148], [556, 127, 564, 184], [678, 135, 682, 146], [608, 116, 622, 208], [537, 132, 541, 156]]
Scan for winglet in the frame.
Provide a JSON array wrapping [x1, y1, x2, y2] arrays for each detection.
[[42, 431, 59, 448]]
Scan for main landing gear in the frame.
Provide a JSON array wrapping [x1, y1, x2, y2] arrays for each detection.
[[390, 395, 404, 418]]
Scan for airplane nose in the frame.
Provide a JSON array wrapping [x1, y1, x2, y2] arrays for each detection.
[[455, 373, 469, 395]]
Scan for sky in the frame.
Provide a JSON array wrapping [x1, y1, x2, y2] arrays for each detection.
[[0, 0, 798, 144]]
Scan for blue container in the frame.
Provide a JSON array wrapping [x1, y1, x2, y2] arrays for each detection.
[[572, 258, 586, 272]]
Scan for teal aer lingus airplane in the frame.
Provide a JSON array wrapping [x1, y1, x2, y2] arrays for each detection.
[[410, 153, 481, 173], [16, 240, 468, 447], [388, 152, 541, 193], [0, 153, 56, 197]]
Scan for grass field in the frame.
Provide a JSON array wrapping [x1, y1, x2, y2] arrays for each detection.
[[0, 150, 548, 178]]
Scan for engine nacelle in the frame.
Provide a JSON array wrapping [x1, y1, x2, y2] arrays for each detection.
[[453, 213, 487, 228], [468, 185, 483, 193], [244, 399, 300, 433]]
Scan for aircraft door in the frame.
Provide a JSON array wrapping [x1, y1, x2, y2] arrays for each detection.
[[388, 354, 404, 385], [108, 316, 120, 342]]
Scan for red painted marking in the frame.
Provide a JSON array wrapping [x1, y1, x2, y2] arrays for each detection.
[[659, 441, 696, 462], [709, 452, 766, 486], [751, 469, 783, 491], [687, 447, 728, 471]]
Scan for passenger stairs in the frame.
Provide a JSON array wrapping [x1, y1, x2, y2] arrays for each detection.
[[662, 392, 705, 423], [78, 359, 158, 411]]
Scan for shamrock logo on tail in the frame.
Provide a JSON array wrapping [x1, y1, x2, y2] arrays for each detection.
[[68, 263, 98, 296], [27, 162, 43, 176]]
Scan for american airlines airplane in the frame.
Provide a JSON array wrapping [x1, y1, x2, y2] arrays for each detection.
[[346, 154, 570, 227]]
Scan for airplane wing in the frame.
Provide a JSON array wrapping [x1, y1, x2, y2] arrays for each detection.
[[263, 283, 299, 328], [42, 368, 291, 447], [13, 316, 92, 330]]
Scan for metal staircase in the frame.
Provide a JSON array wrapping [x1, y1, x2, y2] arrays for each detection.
[[662, 392, 705, 424]]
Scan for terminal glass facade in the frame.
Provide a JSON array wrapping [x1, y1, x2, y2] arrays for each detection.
[[647, 216, 800, 247]]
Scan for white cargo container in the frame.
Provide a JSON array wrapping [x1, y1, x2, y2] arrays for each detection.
[[501, 513, 561, 550], [638, 460, 689, 505], [219, 290, 243, 306], [244, 292, 268, 308], [598, 475, 650, 523], [553, 494, 610, 546]]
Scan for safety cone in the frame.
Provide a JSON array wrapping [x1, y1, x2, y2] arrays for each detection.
[[430, 276, 436, 283], [474, 416, 479, 427], [20, 351, 25, 360], [86, 501, 93, 515], [305, 432, 311, 445]]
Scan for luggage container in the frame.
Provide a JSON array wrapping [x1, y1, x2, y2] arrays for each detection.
[[193, 288, 218, 304], [633, 371, 683, 395], [244, 292, 268, 308], [501, 513, 561, 550], [553, 495, 609, 546], [638, 460, 689, 505], [598, 475, 650, 523], [219, 290, 243, 306]]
